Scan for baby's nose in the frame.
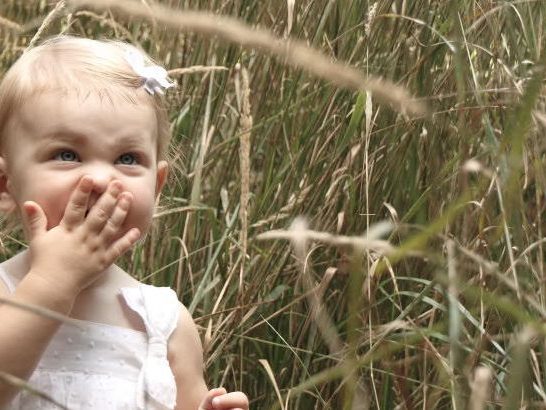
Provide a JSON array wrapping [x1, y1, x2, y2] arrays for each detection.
[[86, 165, 116, 194], [90, 176, 109, 194], [86, 171, 120, 211]]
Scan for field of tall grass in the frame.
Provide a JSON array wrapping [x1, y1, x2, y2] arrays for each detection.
[[1, 0, 546, 408]]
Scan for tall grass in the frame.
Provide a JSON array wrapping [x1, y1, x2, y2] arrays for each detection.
[[1, 0, 546, 408]]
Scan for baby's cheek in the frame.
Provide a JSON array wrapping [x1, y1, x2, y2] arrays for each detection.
[[124, 190, 156, 233], [33, 194, 70, 230], [26, 179, 74, 228]]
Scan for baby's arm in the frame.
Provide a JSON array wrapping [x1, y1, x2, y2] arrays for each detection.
[[168, 306, 208, 409], [168, 306, 249, 410], [0, 177, 139, 405]]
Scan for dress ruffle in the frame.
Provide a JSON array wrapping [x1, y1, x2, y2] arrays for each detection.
[[121, 285, 180, 409]]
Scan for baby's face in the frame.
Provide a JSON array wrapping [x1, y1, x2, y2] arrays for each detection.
[[2, 90, 167, 236]]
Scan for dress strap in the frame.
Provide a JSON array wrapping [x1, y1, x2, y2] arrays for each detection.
[[0, 265, 16, 293], [121, 284, 180, 410]]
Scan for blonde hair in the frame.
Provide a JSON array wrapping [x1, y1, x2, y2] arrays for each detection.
[[0, 35, 171, 160]]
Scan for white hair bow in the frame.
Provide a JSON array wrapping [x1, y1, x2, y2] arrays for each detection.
[[125, 49, 175, 95]]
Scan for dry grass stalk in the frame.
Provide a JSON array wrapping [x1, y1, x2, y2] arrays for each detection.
[[286, 218, 344, 356], [494, 177, 521, 300], [258, 359, 286, 410], [168, 66, 228, 76], [468, 367, 492, 410], [454, 239, 546, 318], [68, 0, 426, 117], [504, 326, 536, 409], [0, 15, 22, 31], [264, 219, 394, 384], [237, 65, 252, 290], [284, 0, 295, 39], [447, 240, 464, 409], [73, 10, 135, 41], [365, 2, 378, 37], [26, 0, 67, 50], [251, 185, 312, 228], [0, 296, 84, 328], [257, 224, 393, 254], [534, 111, 546, 128]]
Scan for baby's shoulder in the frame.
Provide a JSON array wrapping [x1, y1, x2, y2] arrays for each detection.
[[167, 303, 206, 393], [171, 304, 197, 338], [167, 303, 203, 362]]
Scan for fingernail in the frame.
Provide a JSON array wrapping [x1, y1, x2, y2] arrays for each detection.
[[212, 398, 220, 407], [110, 183, 121, 195], [119, 196, 130, 209], [131, 228, 141, 241], [81, 176, 93, 190], [24, 203, 36, 217]]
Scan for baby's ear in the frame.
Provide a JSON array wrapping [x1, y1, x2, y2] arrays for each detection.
[[0, 157, 16, 214], [155, 160, 169, 198]]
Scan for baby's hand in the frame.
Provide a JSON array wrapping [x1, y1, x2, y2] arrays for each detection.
[[198, 387, 249, 410], [22, 176, 140, 296]]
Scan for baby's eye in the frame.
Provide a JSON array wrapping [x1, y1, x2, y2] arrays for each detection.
[[116, 153, 138, 165], [54, 150, 79, 162]]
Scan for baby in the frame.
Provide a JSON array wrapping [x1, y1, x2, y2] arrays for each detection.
[[0, 36, 248, 410]]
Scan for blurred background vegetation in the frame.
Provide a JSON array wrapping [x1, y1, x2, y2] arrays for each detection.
[[1, 0, 546, 408]]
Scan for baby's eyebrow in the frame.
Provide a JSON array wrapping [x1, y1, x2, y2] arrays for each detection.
[[40, 131, 87, 145], [40, 131, 150, 150], [112, 134, 151, 149]]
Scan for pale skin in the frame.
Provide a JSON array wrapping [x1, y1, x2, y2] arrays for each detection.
[[0, 91, 248, 409]]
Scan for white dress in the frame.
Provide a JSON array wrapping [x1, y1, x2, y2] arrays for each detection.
[[0, 267, 180, 410]]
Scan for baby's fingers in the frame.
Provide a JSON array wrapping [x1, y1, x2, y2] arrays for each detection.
[[105, 227, 141, 262], [211, 392, 249, 410], [100, 193, 132, 242], [102, 192, 133, 241], [61, 176, 93, 228], [22, 201, 47, 240], [199, 388, 227, 410], [86, 181, 122, 233]]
